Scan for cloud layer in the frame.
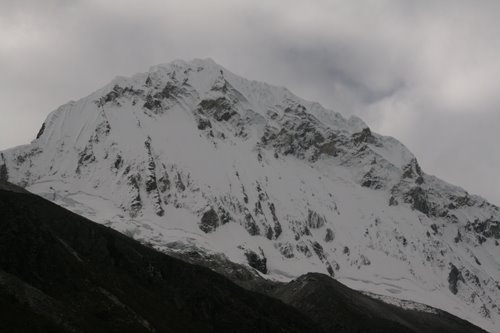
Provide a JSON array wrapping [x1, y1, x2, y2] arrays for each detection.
[[1, 0, 499, 204]]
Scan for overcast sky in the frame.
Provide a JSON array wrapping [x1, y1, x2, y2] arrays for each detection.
[[1, 0, 499, 205]]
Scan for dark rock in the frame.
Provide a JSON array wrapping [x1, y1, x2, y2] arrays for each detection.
[[76, 144, 95, 174], [127, 174, 142, 216], [274, 221, 282, 239], [158, 167, 171, 193], [158, 82, 181, 99], [244, 212, 260, 236], [395, 234, 407, 246], [254, 200, 264, 215], [144, 140, 164, 216], [404, 187, 430, 215], [291, 219, 312, 241], [197, 118, 212, 130], [450, 194, 475, 208], [402, 158, 424, 184], [311, 242, 327, 262], [96, 84, 143, 107], [242, 187, 249, 204], [218, 208, 231, 225], [143, 95, 162, 111], [113, 155, 123, 170], [244, 248, 267, 274], [361, 169, 384, 190], [199, 97, 230, 111], [36, 122, 46, 139], [175, 172, 186, 192], [360, 255, 371, 266], [278, 243, 295, 259], [261, 113, 334, 161], [307, 209, 326, 229], [145, 172, 157, 193], [94, 118, 111, 139], [448, 264, 465, 295], [265, 225, 274, 240], [200, 208, 219, 233], [296, 242, 312, 257], [325, 228, 335, 242], [326, 263, 335, 276], [198, 97, 237, 122], [318, 142, 337, 156], [352, 127, 376, 145], [266, 203, 283, 240]]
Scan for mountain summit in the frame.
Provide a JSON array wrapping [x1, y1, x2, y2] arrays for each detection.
[[1, 58, 499, 331]]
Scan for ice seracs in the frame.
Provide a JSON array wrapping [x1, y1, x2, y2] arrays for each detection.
[[1, 58, 499, 332]]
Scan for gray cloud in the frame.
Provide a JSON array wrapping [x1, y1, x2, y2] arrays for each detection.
[[0, 0, 499, 204]]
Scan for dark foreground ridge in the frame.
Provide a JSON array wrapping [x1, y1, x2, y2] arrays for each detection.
[[271, 273, 487, 333], [0, 181, 488, 333]]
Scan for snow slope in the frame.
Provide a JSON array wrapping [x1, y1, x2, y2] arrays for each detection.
[[1, 58, 499, 331]]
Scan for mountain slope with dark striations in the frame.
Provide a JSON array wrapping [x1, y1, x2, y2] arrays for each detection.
[[0, 183, 323, 333], [1, 58, 499, 331]]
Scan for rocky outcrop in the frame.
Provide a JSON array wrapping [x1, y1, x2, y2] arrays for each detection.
[[200, 208, 219, 233], [198, 97, 237, 122], [402, 158, 424, 185], [352, 127, 376, 145], [449, 264, 465, 295], [244, 248, 267, 274], [144, 138, 164, 216], [35, 122, 46, 139], [307, 209, 327, 229], [127, 173, 142, 217], [404, 186, 431, 215]]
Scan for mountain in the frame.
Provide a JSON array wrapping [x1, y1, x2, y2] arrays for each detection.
[[0, 181, 487, 333], [1, 58, 499, 331]]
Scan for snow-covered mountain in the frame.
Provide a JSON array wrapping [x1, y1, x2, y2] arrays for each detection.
[[1, 58, 499, 331]]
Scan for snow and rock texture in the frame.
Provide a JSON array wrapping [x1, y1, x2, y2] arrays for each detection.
[[1, 58, 499, 331]]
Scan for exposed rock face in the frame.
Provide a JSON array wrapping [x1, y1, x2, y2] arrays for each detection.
[[1, 58, 499, 332], [307, 209, 327, 229], [402, 158, 424, 185], [325, 228, 335, 242], [352, 127, 376, 145], [200, 208, 219, 233], [35, 122, 46, 139], [404, 186, 431, 215], [449, 264, 465, 295], [244, 248, 267, 274]]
